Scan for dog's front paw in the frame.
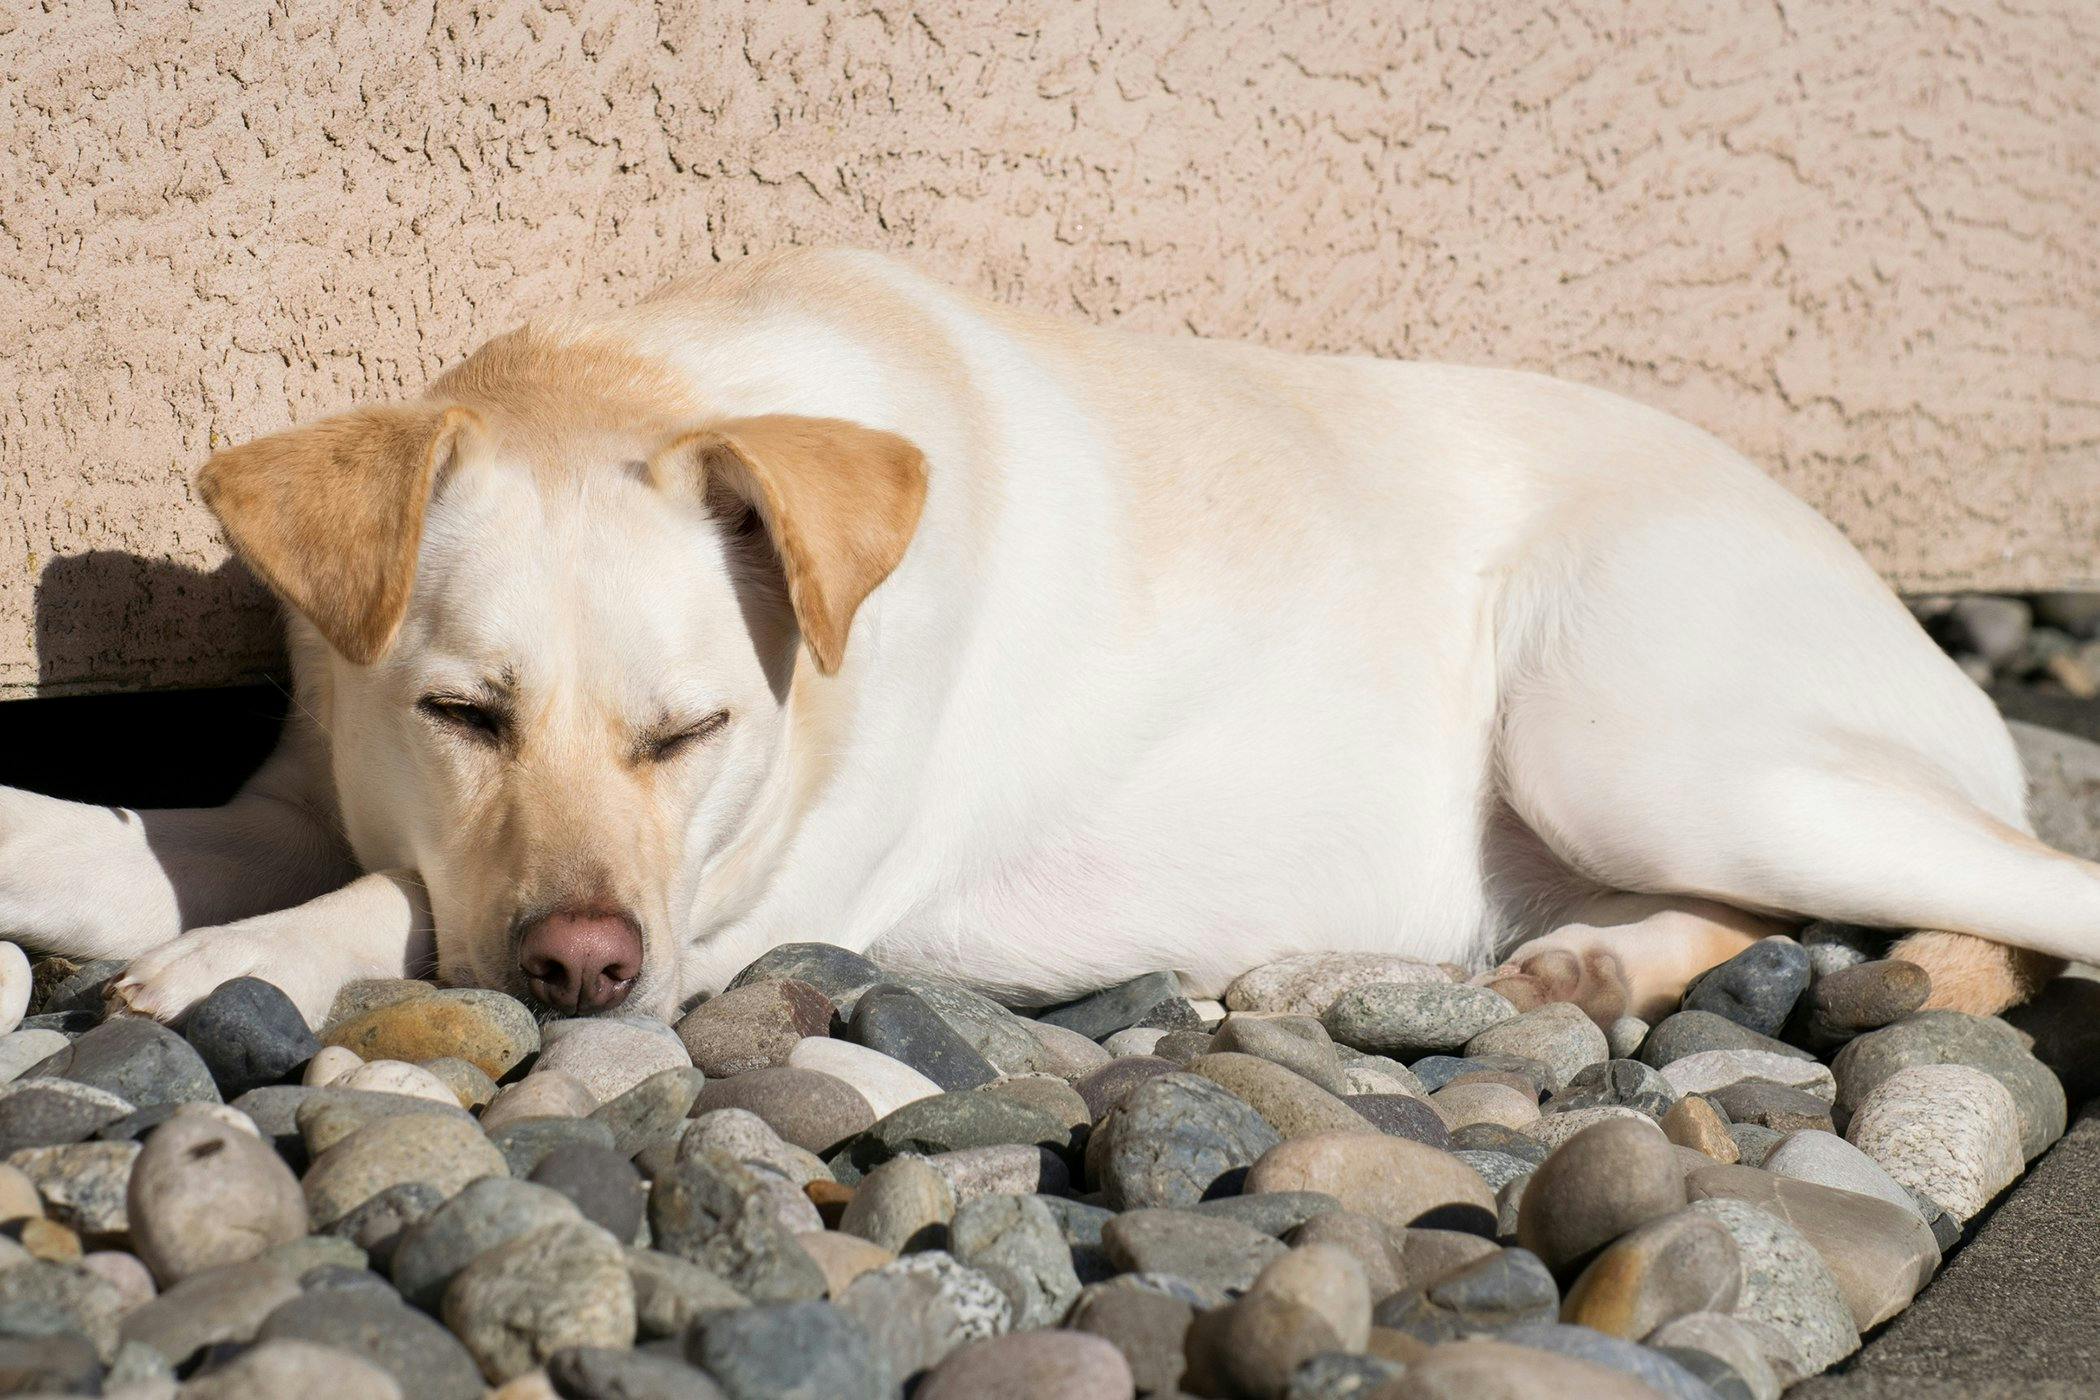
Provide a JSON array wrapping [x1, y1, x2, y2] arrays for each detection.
[[112, 922, 330, 1025]]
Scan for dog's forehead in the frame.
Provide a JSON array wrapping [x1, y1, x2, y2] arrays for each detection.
[[408, 453, 738, 676]]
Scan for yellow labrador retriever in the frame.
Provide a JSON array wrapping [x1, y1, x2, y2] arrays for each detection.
[[1, 249, 2084, 1026]]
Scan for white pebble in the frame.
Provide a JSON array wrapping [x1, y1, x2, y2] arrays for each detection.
[[339, 1059, 458, 1105], [303, 1045, 363, 1086], [1102, 1028, 1169, 1058], [0, 943, 29, 1036], [1660, 1049, 1836, 1103], [786, 1036, 943, 1118]]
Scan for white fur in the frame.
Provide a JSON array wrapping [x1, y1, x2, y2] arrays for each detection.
[[0, 249, 2089, 1027]]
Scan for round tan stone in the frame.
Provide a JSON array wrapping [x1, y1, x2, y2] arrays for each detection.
[[1431, 1081, 1540, 1131], [1185, 1053, 1373, 1139], [1516, 1117, 1686, 1275], [1244, 1131, 1495, 1232], [795, 1230, 896, 1298], [324, 989, 540, 1080]]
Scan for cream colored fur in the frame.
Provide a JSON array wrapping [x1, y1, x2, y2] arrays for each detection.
[[0, 249, 2089, 1026]]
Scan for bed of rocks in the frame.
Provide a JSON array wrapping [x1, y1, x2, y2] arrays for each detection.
[[0, 923, 2079, 1400]]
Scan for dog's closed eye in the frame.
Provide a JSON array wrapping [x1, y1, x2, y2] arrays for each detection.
[[639, 709, 731, 765], [418, 694, 507, 743]]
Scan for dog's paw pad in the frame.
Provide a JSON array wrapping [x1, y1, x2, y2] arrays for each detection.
[[1483, 947, 1629, 1027]]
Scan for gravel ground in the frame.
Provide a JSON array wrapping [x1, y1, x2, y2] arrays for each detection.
[[0, 921, 2078, 1400]]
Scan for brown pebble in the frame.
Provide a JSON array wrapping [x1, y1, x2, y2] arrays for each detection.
[[1662, 1096, 1740, 1163], [19, 1218, 81, 1262], [806, 1180, 855, 1229]]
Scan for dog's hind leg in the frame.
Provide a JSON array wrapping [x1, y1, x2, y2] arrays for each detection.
[[0, 710, 353, 962], [1492, 474, 2092, 1016]]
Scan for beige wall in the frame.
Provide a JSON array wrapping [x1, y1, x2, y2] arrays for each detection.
[[4, 0, 2096, 699]]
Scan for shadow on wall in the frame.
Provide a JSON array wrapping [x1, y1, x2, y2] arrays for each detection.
[[6, 551, 288, 808]]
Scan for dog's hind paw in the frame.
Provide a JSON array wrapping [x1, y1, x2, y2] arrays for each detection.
[[1477, 945, 1631, 1028]]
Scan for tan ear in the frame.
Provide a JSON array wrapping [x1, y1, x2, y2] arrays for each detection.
[[197, 403, 476, 664], [659, 415, 927, 674]]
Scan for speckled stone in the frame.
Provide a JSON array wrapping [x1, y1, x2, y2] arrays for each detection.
[[440, 1220, 635, 1383], [0, 1079, 136, 1155], [8, 1140, 139, 1235], [1346, 1094, 1454, 1149], [1322, 983, 1519, 1058], [386, 1177, 581, 1310], [1224, 953, 1447, 1017], [1685, 1163, 1940, 1331], [649, 1151, 827, 1303], [1686, 1196, 1859, 1373], [1845, 1063, 2023, 1220], [947, 1192, 1081, 1329], [1092, 1073, 1281, 1210], [1466, 1006, 1611, 1095], [834, 1251, 1011, 1384], [1832, 1011, 2065, 1162]]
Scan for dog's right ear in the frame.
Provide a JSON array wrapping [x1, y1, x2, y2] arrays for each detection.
[[198, 403, 477, 665]]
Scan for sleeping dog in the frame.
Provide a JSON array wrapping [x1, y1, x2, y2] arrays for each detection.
[[2, 249, 2084, 1027]]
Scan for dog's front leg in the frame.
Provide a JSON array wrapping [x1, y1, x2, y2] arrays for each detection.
[[112, 869, 431, 1028], [0, 717, 354, 963]]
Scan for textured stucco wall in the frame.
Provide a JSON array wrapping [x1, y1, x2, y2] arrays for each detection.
[[3, 0, 2096, 699]]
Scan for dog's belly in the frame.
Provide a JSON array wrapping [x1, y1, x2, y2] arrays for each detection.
[[867, 687, 1499, 1004]]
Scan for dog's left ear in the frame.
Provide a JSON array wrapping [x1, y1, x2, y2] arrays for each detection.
[[656, 415, 928, 674]]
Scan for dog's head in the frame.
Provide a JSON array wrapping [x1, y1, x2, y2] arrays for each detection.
[[196, 334, 926, 1019]]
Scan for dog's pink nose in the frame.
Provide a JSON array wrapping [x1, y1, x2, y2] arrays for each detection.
[[518, 909, 642, 1014]]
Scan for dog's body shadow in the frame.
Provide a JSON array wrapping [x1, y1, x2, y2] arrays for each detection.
[[11, 551, 289, 812]]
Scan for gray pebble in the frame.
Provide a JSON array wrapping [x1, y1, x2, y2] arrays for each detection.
[[388, 1176, 582, 1310]]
